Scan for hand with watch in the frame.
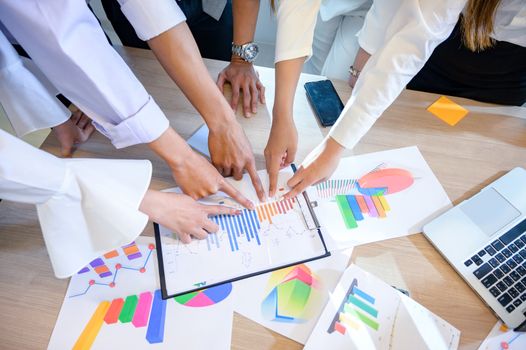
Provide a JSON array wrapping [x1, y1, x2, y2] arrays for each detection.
[[217, 41, 266, 118]]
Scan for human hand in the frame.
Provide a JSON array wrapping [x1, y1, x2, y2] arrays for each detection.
[[148, 128, 255, 209], [52, 110, 95, 157], [284, 137, 345, 199], [208, 120, 265, 201], [264, 116, 298, 197], [139, 190, 240, 243], [217, 59, 265, 117]]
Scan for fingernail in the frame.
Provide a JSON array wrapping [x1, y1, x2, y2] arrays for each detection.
[[252, 108, 257, 113], [235, 209, 242, 215]]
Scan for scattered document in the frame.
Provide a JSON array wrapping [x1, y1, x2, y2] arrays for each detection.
[[306, 146, 451, 250], [186, 124, 210, 157], [427, 96, 469, 126], [48, 237, 234, 350], [157, 167, 329, 297], [304, 264, 461, 350], [232, 248, 353, 344], [478, 321, 526, 350]]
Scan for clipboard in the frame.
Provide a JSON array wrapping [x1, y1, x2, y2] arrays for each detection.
[[154, 165, 330, 299]]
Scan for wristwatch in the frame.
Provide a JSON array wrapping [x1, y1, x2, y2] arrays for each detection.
[[232, 42, 259, 63], [348, 65, 361, 78]]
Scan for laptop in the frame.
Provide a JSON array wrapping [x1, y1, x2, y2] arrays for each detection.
[[423, 167, 526, 329]]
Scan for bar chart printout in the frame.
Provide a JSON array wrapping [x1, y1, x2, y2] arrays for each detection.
[[303, 265, 461, 350], [158, 192, 328, 297], [315, 167, 414, 230]]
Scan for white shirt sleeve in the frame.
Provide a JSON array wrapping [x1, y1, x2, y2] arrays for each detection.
[[275, 0, 322, 63], [0, 31, 70, 136], [357, 0, 404, 55], [329, 0, 467, 150], [0, 130, 152, 278], [116, 0, 186, 41], [0, 0, 169, 149]]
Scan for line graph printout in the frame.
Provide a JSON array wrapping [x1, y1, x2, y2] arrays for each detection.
[[306, 146, 452, 250], [156, 168, 329, 298], [48, 237, 234, 350], [304, 265, 461, 350]]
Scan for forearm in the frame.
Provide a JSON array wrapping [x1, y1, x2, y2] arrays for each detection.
[[147, 126, 195, 170], [273, 57, 305, 120], [147, 22, 235, 129], [349, 47, 371, 87], [232, 0, 260, 61]]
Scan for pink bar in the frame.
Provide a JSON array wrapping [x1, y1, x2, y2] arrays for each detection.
[[132, 292, 153, 328], [363, 195, 378, 217]]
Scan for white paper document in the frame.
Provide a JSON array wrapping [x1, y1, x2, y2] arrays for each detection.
[[478, 321, 526, 349], [304, 264, 461, 350], [186, 124, 210, 157], [157, 168, 329, 297], [232, 248, 353, 344], [48, 237, 234, 350], [306, 146, 452, 249]]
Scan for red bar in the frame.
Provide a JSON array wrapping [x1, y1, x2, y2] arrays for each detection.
[[104, 298, 124, 324]]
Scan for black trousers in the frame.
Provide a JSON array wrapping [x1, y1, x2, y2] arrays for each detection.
[[101, 0, 233, 61], [408, 19, 526, 106]]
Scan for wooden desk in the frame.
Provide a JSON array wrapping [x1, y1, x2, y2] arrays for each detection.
[[1, 46, 525, 350]]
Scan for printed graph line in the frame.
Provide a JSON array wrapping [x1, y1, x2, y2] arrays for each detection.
[[69, 244, 155, 298]]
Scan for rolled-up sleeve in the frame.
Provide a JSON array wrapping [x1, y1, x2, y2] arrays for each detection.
[[275, 0, 322, 63], [0, 0, 169, 148], [117, 0, 186, 41], [0, 130, 152, 278], [329, 0, 466, 150]]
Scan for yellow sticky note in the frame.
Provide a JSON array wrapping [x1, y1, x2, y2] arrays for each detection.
[[427, 96, 469, 126]]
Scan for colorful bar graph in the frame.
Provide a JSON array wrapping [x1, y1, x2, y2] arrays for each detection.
[[132, 292, 153, 328], [327, 279, 380, 335], [73, 301, 110, 350], [146, 290, 167, 344], [119, 295, 139, 323], [335, 195, 357, 229], [355, 195, 368, 214], [104, 298, 124, 324], [363, 195, 378, 217]]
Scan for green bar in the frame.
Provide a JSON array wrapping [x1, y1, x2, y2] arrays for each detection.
[[346, 306, 380, 331], [336, 195, 357, 229], [346, 295, 378, 318], [119, 295, 138, 323]]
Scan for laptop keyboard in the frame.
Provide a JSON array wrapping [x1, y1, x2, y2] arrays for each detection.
[[464, 219, 526, 314]]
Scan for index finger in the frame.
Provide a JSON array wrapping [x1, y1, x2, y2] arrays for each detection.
[[246, 161, 266, 202], [204, 204, 241, 217], [284, 178, 309, 200], [216, 72, 227, 93], [266, 157, 280, 198], [219, 180, 255, 210]]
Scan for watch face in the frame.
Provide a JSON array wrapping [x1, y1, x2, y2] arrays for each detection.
[[244, 43, 259, 62]]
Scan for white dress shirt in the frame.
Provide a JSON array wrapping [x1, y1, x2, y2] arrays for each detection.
[[0, 30, 69, 136], [0, 129, 152, 278], [0, 0, 185, 148], [275, 0, 526, 150]]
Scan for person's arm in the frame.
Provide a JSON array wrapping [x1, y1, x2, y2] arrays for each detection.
[[116, 0, 265, 200], [285, 0, 467, 198], [0, 130, 240, 277], [0, 0, 257, 206], [216, 0, 265, 117], [263, 0, 321, 196], [146, 23, 264, 201]]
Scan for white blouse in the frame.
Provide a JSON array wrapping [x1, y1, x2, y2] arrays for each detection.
[[0, 129, 152, 278], [0, 0, 185, 148], [275, 0, 526, 150]]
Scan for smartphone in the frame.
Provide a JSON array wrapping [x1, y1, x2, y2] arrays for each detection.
[[304, 80, 344, 127]]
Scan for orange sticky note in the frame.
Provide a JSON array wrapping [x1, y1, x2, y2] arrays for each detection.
[[427, 96, 469, 126]]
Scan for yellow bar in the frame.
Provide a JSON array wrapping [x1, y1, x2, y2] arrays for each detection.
[[378, 195, 390, 212], [339, 311, 360, 330], [372, 196, 386, 218], [73, 301, 110, 350]]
